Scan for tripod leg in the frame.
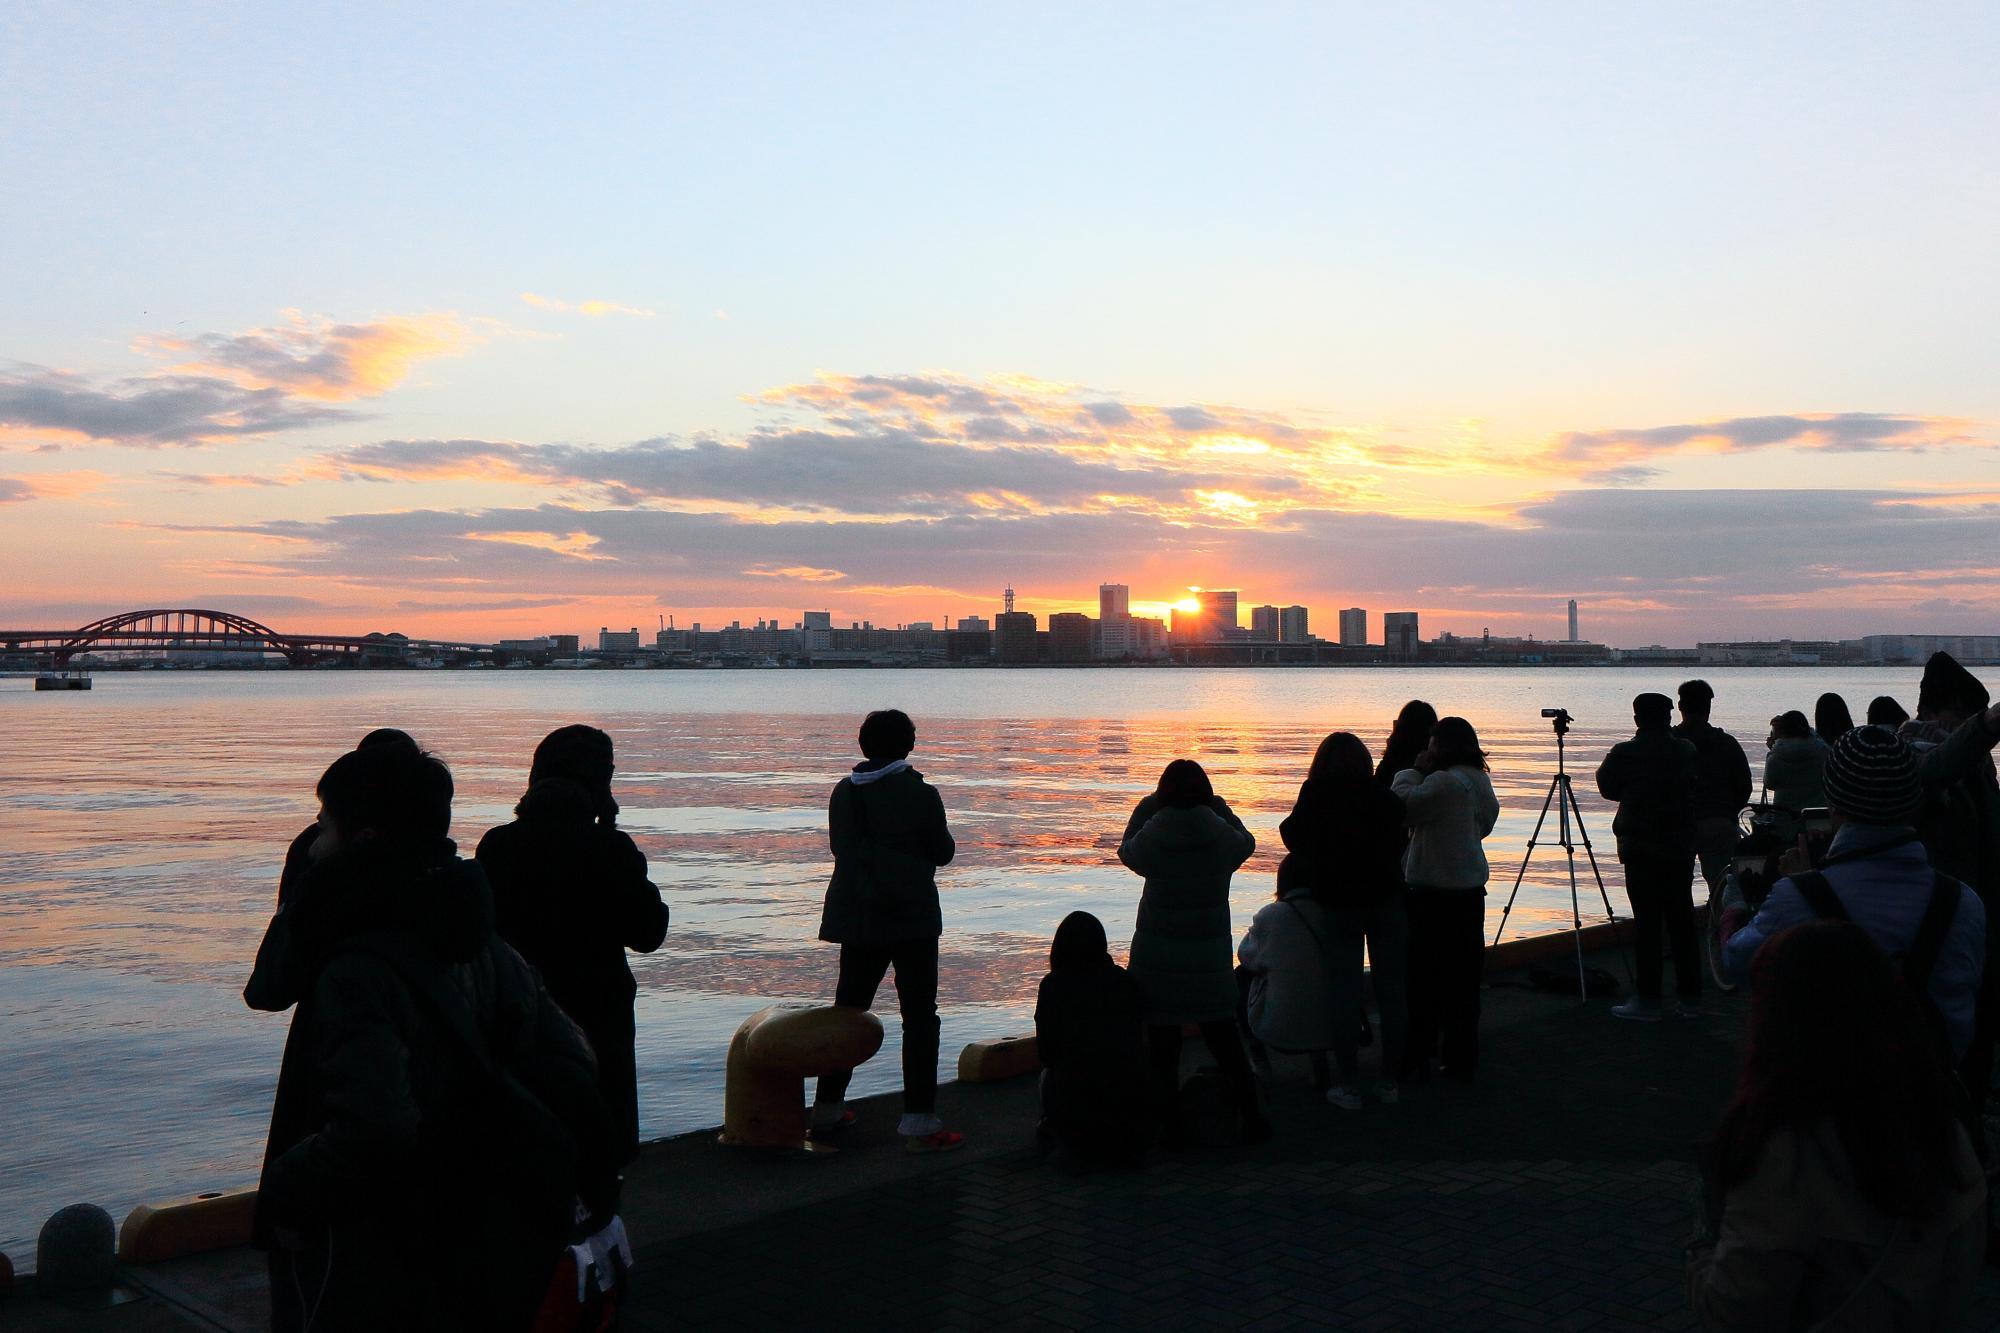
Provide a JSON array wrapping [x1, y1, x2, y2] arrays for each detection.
[[1558, 777, 1589, 1002], [1562, 777, 1635, 987], [1493, 776, 1562, 946]]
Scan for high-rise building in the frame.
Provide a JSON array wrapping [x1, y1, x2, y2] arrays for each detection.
[[1205, 589, 1239, 637], [1567, 599, 1579, 643], [1339, 608, 1367, 646], [1384, 612, 1420, 655], [995, 611, 1038, 663], [1049, 612, 1093, 663], [1249, 605, 1279, 640], [1279, 606, 1309, 643], [1099, 583, 1130, 619]]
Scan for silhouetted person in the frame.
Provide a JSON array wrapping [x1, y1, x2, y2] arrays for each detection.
[[1392, 716, 1499, 1080], [273, 728, 417, 906], [1815, 692, 1855, 747], [1121, 758, 1269, 1144], [1868, 694, 1910, 731], [811, 709, 963, 1151], [1763, 710, 1829, 822], [477, 724, 668, 1163], [1901, 652, 2000, 1114], [1675, 681, 1753, 905], [1376, 699, 1437, 788], [1274, 731, 1408, 1107], [1723, 727, 1984, 1061], [247, 743, 618, 1331], [1599, 692, 1701, 1021], [1689, 922, 1985, 1329], [1034, 911, 1145, 1167]]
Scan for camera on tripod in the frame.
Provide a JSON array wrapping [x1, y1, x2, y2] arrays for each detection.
[[1541, 707, 1573, 735]]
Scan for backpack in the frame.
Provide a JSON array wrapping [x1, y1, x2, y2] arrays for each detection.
[[365, 941, 631, 1331], [1790, 866, 1960, 1062]]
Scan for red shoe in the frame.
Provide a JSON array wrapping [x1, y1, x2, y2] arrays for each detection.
[[904, 1130, 966, 1154]]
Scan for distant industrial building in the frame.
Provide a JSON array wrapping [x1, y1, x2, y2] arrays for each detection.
[[956, 616, 990, 633], [1049, 612, 1094, 663], [1567, 599, 1579, 643], [1859, 634, 2000, 665], [1339, 608, 1367, 647], [995, 610, 1039, 663], [598, 626, 641, 652]]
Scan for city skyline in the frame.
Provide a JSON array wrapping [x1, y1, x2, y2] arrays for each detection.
[[4, 7, 1998, 644]]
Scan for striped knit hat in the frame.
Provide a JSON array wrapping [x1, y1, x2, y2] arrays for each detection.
[[1823, 725, 1924, 826]]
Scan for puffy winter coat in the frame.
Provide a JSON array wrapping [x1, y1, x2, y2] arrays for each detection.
[[1391, 766, 1500, 890], [1120, 795, 1255, 1023], [817, 762, 955, 947], [1238, 889, 1340, 1052], [1595, 727, 1700, 862]]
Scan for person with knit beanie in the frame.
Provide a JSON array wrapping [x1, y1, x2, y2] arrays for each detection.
[[1723, 727, 1986, 1061], [1900, 651, 2000, 1107]]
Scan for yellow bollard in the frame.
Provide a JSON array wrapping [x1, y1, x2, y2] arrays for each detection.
[[718, 1003, 884, 1151]]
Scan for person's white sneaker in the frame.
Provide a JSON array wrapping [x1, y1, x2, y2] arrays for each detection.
[[1611, 998, 1664, 1023], [1324, 1085, 1365, 1110]]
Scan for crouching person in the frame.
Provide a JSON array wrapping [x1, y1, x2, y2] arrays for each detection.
[[1035, 911, 1147, 1166], [249, 742, 620, 1331]]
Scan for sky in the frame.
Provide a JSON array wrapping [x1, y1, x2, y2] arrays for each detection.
[[2, 3, 1997, 647]]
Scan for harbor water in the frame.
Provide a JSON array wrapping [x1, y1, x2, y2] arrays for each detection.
[[0, 665, 1923, 1257]]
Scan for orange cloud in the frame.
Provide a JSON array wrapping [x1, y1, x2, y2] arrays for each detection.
[[145, 311, 475, 401], [520, 292, 656, 318]]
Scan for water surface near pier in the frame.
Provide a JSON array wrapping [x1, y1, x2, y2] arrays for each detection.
[[0, 665, 1917, 1257]]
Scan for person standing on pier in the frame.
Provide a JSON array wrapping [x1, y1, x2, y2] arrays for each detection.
[[1392, 717, 1499, 1082], [811, 709, 964, 1152], [1597, 692, 1701, 1021], [479, 724, 669, 1163], [1674, 681, 1753, 908], [1122, 758, 1270, 1143]]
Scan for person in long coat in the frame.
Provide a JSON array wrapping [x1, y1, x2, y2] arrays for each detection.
[[1120, 758, 1269, 1143], [477, 724, 668, 1163]]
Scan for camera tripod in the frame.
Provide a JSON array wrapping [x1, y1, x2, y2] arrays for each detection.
[[1490, 710, 1626, 1001]]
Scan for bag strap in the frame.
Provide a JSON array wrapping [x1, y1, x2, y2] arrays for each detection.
[[1904, 873, 1961, 991], [1283, 899, 1334, 960], [1819, 831, 1922, 868], [1791, 871, 1848, 922]]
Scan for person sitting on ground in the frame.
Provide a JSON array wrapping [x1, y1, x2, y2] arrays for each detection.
[[1376, 699, 1437, 789], [1393, 716, 1499, 1082], [249, 743, 619, 1331], [1034, 911, 1146, 1167], [1121, 758, 1269, 1145], [1274, 730, 1408, 1108], [1598, 693, 1702, 1021], [1900, 651, 2000, 1112], [477, 724, 669, 1164], [1867, 694, 1910, 731], [1763, 710, 1829, 826], [1688, 921, 1986, 1331], [1723, 727, 1984, 1062], [1674, 681, 1754, 910], [811, 709, 963, 1152], [1815, 692, 1856, 748], [1237, 863, 1341, 1095]]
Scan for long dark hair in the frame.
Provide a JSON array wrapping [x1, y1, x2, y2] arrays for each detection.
[[1429, 716, 1488, 772], [1770, 710, 1812, 741], [1814, 693, 1855, 745], [1708, 921, 1969, 1220], [522, 724, 617, 821], [1309, 731, 1374, 784], [1155, 758, 1214, 809], [1377, 700, 1437, 783]]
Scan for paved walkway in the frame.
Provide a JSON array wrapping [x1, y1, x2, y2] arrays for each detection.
[[15, 943, 2000, 1330]]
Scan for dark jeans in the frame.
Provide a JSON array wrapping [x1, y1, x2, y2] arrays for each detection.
[[1149, 1021, 1262, 1130], [813, 938, 940, 1115], [1329, 896, 1409, 1084], [1625, 853, 1700, 1002], [1404, 889, 1484, 1076]]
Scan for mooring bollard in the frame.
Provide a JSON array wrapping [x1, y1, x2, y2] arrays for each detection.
[[36, 1203, 116, 1294], [719, 1003, 884, 1150]]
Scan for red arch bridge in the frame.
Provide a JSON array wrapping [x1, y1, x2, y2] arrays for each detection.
[[0, 609, 494, 667]]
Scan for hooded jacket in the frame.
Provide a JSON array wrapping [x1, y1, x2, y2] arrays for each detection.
[[817, 761, 956, 947], [1119, 794, 1255, 1023], [1238, 888, 1341, 1052], [245, 842, 612, 1330], [477, 777, 668, 1162], [1391, 766, 1500, 890]]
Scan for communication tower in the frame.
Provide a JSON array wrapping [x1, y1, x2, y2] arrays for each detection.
[[1004, 584, 1015, 614]]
